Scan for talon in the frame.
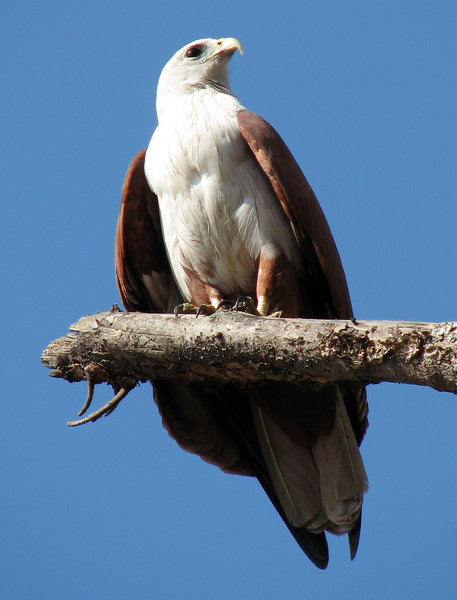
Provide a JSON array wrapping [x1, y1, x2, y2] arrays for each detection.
[[174, 302, 218, 317], [174, 302, 199, 316], [195, 304, 216, 317], [67, 385, 133, 427], [234, 296, 260, 315], [216, 299, 234, 311]]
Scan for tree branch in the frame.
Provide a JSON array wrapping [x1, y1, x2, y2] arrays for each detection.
[[42, 308, 457, 398]]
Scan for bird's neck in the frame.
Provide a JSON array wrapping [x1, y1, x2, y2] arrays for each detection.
[[156, 85, 243, 124]]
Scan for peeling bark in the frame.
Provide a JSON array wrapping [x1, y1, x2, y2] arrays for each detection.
[[42, 307, 457, 395]]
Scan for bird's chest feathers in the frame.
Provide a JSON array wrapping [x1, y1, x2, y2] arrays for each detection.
[[149, 95, 246, 199], [145, 93, 293, 300]]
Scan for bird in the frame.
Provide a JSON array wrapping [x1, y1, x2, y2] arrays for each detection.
[[115, 37, 368, 569]]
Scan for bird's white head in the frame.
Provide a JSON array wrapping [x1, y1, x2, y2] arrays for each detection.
[[156, 37, 243, 118]]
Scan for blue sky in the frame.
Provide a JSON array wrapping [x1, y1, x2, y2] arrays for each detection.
[[2, 2, 457, 598]]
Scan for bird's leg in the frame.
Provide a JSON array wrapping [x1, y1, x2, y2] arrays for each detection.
[[256, 249, 299, 317], [258, 295, 282, 318]]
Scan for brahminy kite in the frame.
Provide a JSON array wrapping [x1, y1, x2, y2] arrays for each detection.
[[115, 37, 368, 569]]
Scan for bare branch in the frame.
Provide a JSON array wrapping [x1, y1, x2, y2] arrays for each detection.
[[67, 386, 133, 427], [77, 375, 94, 416], [42, 309, 457, 398]]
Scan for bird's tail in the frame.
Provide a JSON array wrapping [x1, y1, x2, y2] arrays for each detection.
[[250, 384, 368, 555]]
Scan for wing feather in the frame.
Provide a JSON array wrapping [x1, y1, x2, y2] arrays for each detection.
[[237, 110, 369, 441], [250, 401, 325, 530], [237, 110, 352, 319], [115, 149, 175, 313]]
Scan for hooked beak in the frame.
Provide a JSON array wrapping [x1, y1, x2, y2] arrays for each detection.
[[215, 37, 243, 57]]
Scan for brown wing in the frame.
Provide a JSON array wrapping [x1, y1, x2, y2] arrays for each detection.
[[238, 110, 353, 320], [237, 110, 368, 443], [115, 149, 175, 313], [238, 111, 369, 562]]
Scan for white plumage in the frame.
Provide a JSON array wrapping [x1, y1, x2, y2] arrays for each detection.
[[145, 38, 301, 307]]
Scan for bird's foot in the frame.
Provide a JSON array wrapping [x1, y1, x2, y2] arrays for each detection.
[[174, 302, 218, 317], [174, 297, 264, 317], [233, 296, 260, 316], [216, 299, 235, 311], [196, 304, 218, 317], [174, 302, 199, 316]]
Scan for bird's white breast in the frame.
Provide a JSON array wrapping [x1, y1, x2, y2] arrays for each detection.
[[145, 89, 299, 302]]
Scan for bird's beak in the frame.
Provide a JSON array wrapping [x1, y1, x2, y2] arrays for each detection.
[[215, 37, 243, 57]]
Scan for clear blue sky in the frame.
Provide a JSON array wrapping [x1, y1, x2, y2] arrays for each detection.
[[2, 2, 457, 598]]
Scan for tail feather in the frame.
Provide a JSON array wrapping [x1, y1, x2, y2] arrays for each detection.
[[312, 389, 368, 532], [251, 400, 327, 531], [251, 385, 368, 558], [256, 468, 330, 569], [211, 388, 330, 568], [348, 511, 362, 561]]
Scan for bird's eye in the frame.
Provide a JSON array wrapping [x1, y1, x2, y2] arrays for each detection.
[[185, 45, 204, 59]]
